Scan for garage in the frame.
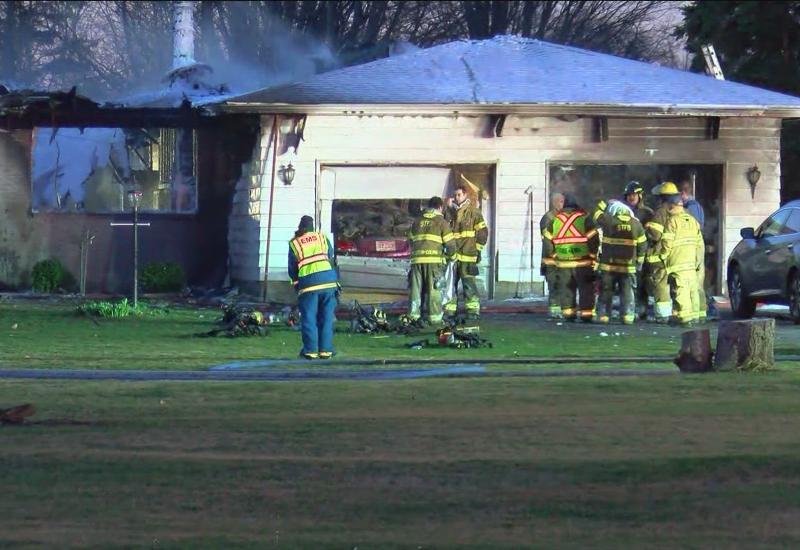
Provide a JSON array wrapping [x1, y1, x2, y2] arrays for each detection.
[[318, 164, 495, 297]]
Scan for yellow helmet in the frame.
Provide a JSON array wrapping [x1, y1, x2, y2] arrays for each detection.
[[653, 181, 679, 195]]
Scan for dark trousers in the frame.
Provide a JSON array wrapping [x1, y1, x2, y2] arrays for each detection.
[[637, 263, 650, 317], [556, 266, 595, 320], [544, 265, 561, 316], [409, 263, 445, 323], [597, 272, 637, 324], [298, 288, 337, 356]]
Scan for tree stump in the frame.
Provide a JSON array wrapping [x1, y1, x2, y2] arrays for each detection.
[[674, 329, 713, 373], [0, 404, 36, 425], [714, 318, 776, 372]]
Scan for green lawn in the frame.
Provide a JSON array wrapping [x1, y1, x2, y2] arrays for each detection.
[[3, 375, 800, 548], [2, 301, 800, 547], [1, 301, 798, 371]]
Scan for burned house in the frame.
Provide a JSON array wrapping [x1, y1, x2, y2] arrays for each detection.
[[211, 36, 800, 302], [0, 2, 259, 294]]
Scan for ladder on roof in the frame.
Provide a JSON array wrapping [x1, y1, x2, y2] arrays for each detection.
[[701, 44, 725, 80]]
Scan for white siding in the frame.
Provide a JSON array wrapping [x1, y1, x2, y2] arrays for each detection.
[[229, 114, 781, 295]]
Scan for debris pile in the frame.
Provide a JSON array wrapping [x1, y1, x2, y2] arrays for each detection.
[[349, 301, 426, 335], [407, 326, 493, 350], [0, 404, 36, 425], [197, 305, 270, 337]]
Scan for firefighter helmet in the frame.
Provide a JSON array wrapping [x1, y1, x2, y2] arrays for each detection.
[[623, 181, 643, 196], [653, 181, 679, 196]]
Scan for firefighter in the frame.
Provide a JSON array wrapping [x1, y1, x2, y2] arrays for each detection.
[[288, 215, 340, 359], [623, 181, 654, 319], [543, 194, 599, 322], [645, 182, 678, 323], [444, 183, 489, 321], [407, 196, 455, 325], [540, 192, 565, 318], [679, 181, 708, 322], [659, 193, 704, 326], [595, 182, 654, 320], [593, 200, 647, 324]]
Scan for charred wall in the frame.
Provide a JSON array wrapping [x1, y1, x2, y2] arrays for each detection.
[[0, 116, 258, 293]]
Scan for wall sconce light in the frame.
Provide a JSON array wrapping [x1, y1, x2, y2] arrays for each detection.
[[278, 163, 295, 185], [746, 165, 761, 198]]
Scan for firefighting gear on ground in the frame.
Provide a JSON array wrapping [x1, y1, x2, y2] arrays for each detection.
[[197, 305, 274, 337], [406, 325, 493, 350]]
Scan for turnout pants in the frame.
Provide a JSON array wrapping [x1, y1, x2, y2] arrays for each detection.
[[298, 288, 337, 358], [597, 272, 637, 324], [544, 265, 561, 317], [444, 261, 480, 318], [556, 266, 595, 321], [695, 262, 707, 322], [648, 263, 671, 322], [408, 263, 445, 324], [671, 269, 699, 325], [637, 262, 651, 318]]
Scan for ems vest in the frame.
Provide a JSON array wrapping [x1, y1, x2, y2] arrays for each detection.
[[289, 232, 338, 295], [409, 210, 454, 265], [551, 210, 595, 266], [598, 213, 647, 273]]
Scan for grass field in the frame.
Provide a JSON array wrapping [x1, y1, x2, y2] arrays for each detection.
[[2, 301, 800, 547], [3, 375, 800, 548], [1, 301, 799, 370]]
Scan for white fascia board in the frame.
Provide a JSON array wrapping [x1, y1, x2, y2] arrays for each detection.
[[212, 102, 800, 118]]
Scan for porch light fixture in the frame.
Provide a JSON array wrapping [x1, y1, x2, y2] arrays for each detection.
[[279, 163, 295, 185], [746, 165, 761, 198]]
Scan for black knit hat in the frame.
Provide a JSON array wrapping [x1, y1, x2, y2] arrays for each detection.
[[298, 215, 314, 231], [562, 193, 579, 209]]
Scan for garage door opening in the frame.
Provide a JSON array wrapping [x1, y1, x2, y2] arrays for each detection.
[[549, 163, 723, 294], [320, 164, 495, 300]]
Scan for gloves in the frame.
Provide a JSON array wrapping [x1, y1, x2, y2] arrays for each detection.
[[476, 252, 482, 264]]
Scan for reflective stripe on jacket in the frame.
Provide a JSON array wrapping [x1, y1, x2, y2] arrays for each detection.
[[448, 200, 488, 263], [644, 205, 670, 264], [288, 231, 339, 295], [596, 212, 647, 273], [409, 209, 454, 264], [543, 208, 599, 268], [660, 205, 704, 274]]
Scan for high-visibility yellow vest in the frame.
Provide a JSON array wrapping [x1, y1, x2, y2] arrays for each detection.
[[290, 232, 334, 278]]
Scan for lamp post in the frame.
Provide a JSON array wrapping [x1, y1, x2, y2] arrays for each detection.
[[746, 165, 761, 199], [110, 189, 150, 308]]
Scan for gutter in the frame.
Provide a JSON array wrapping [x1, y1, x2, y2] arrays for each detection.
[[211, 102, 800, 119]]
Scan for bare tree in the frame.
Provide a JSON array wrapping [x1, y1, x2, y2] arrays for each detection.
[[1, 0, 685, 98]]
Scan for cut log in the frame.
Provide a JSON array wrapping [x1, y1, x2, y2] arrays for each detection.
[[0, 404, 36, 425], [674, 329, 713, 373], [714, 318, 775, 372]]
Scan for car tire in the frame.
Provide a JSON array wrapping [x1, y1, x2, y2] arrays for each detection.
[[728, 265, 755, 319], [789, 271, 800, 325]]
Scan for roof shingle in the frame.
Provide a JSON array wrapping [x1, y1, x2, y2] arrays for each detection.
[[223, 35, 800, 110]]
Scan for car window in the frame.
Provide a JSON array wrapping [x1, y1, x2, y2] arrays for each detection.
[[783, 208, 800, 234], [756, 209, 791, 238]]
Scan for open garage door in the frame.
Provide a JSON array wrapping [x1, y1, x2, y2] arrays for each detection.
[[320, 165, 494, 298]]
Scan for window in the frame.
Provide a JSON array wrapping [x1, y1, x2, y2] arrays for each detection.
[[783, 209, 800, 235], [31, 126, 197, 214], [756, 209, 791, 238]]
